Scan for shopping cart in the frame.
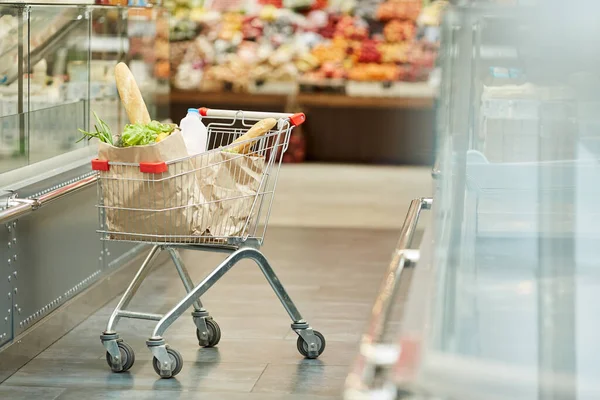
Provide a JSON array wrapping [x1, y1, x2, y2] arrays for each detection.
[[92, 108, 326, 378]]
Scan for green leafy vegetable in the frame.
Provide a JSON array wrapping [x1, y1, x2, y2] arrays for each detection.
[[78, 113, 177, 148], [121, 120, 177, 147], [77, 112, 113, 145]]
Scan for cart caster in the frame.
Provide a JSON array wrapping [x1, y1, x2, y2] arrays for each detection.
[[105, 340, 135, 372], [296, 330, 326, 359], [152, 346, 183, 379], [196, 318, 221, 348]]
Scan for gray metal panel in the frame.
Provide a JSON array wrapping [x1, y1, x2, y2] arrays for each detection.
[[105, 241, 139, 270], [0, 227, 13, 346], [13, 186, 103, 335], [0, 246, 154, 383]]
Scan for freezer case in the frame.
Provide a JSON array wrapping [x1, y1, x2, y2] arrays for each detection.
[[0, 2, 169, 350], [346, 2, 600, 400]]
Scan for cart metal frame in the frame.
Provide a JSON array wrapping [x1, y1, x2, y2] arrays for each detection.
[[94, 108, 325, 378]]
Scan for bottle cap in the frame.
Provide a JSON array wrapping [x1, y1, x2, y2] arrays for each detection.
[[188, 108, 199, 114]]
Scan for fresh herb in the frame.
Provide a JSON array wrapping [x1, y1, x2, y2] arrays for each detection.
[[78, 113, 177, 147], [77, 112, 114, 145]]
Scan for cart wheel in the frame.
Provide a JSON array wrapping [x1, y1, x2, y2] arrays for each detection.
[[105, 341, 135, 372], [197, 318, 221, 348], [152, 346, 183, 378], [297, 330, 326, 359]]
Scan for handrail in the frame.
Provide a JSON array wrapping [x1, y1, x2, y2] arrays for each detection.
[[0, 174, 97, 225], [345, 197, 432, 400]]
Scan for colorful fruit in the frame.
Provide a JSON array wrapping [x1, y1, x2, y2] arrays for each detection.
[[383, 20, 415, 42], [376, 0, 421, 21], [347, 63, 399, 81]]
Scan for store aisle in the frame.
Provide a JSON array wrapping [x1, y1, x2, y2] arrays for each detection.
[[0, 164, 430, 399], [271, 164, 432, 229]]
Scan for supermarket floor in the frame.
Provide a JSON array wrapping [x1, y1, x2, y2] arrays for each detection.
[[0, 164, 432, 400]]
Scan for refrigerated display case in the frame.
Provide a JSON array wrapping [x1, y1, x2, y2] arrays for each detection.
[[346, 2, 600, 399], [0, 3, 169, 175], [0, 2, 169, 355]]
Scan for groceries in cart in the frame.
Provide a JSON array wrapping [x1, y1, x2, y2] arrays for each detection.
[[179, 108, 208, 154], [87, 62, 304, 244]]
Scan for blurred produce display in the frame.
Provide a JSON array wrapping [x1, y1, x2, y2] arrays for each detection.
[[168, 0, 447, 95]]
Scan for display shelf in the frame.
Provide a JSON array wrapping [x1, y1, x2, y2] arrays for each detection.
[[168, 89, 434, 110], [296, 92, 434, 109], [168, 89, 290, 108]]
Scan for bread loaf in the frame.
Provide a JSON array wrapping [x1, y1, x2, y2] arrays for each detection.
[[228, 118, 277, 154], [114, 62, 151, 124]]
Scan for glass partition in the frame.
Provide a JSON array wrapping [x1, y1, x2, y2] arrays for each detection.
[[409, 2, 600, 399], [89, 6, 127, 138], [27, 5, 91, 164], [0, 4, 28, 169], [0, 4, 170, 176]]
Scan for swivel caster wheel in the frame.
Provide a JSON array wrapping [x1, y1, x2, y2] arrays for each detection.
[[297, 330, 326, 359], [196, 318, 221, 348], [152, 346, 183, 379], [105, 340, 135, 372]]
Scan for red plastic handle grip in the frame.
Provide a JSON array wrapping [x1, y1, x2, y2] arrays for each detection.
[[92, 159, 109, 171], [139, 162, 168, 174], [290, 113, 306, 126]]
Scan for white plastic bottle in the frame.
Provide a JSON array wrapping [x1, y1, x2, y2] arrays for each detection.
[[179, 108, 208, 155]]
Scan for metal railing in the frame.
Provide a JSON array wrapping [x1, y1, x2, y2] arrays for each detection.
[[345, 197, 432, 400], [0, 175, 97, 225]]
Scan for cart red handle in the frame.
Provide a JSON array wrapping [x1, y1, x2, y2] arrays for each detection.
[[92, 159, 168, 174], [198, 108, 305, 126]]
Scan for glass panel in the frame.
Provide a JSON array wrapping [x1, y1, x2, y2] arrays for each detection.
[[0, 113, 28, 171], [127, 7, 170, 122], [28, 101, 86, 164], [423, 3, 600, 399], [0, 4, 29, 169], [0, 4, 169, 175], [27, 5, 90, 164], [0, 5, 24, 116], [89, 6, 127, 135]]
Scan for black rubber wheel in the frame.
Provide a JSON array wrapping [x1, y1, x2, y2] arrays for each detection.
[[296, 330, 326, 359], [105, 340, 135, 372], [152, 347, 183, 378], [196, 318, 221, 348]]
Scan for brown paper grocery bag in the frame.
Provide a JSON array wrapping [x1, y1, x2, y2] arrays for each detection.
[[97, 131, 204, 241], [193, 151, 266, 238], [96, 130, 268, 242]]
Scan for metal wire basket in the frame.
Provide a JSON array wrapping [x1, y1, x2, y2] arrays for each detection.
[[92, 108, 305, 246]]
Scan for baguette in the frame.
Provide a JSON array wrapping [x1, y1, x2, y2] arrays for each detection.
[[228, 118, 277, 154], [114, 62, 151, 124]]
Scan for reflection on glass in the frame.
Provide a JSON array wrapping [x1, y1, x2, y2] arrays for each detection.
[[0, 114, 28, 171], [0, 4, 170, 175], [28, 101, 86, 164], [127, 7, 170, 121], [423, 2, 600, 399], [89, 7, 127, 137]]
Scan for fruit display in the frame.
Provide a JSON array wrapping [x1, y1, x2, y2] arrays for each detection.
[[376, 0, 421, 22], [378, 42, 410, 64], [418, 0, 448, 26], [348, 63, 399, 81], [384, 20, 415, 43], [334, 15, 369, 41], [168, 0, 445, 91]]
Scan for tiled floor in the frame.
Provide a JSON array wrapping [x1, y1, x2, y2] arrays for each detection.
[[0, 164, 431, 399]]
